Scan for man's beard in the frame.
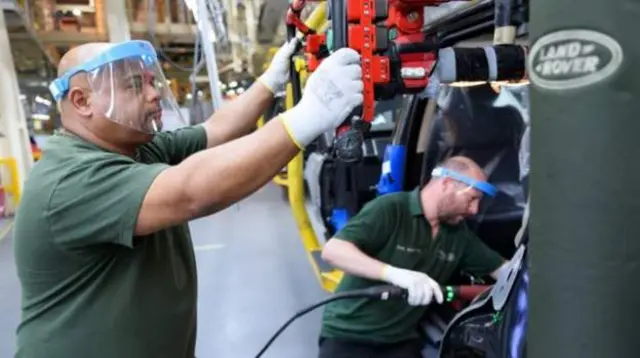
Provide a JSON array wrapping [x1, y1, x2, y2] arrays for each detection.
[[437, 197, 464, 225]]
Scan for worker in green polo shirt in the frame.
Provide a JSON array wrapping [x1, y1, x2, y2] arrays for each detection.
[[12, 40, 364, 358], [318, 156, 508, 358]]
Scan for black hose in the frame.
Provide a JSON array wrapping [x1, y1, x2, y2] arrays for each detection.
[[494, 0, 523, 44], [287, 26, 303, 105], [330, 0, 347, 49], [494, 0, 516, 28], [253, 285, 407, 358]]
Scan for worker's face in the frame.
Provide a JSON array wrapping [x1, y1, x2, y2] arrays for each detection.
[[437, 178, 483, 225], [67, 59, 165, 138], [90, 61, 164, 133]]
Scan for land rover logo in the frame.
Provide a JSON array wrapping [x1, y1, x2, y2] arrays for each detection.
[[528, 29, 623, 90]]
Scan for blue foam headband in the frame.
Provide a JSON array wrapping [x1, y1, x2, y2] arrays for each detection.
[[49, 40, 158, 101], [431, 167, 498, 197]]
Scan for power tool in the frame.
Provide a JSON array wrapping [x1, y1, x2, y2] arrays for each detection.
[[285, 0, 528, 162]]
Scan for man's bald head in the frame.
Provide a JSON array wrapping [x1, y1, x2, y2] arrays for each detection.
[[440, 156, 487, 182], [57, 42, 114, 77], [422, 156, 488, 225], [56, 43, 114, 114]]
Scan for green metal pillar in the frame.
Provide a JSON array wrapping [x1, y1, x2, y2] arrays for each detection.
[[528, 0, 638, 357]]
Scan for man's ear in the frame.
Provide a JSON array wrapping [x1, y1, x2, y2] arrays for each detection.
[[441, 177, 454, 192], [68, 87, 92, 117]]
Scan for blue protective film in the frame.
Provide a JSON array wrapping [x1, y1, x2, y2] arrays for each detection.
[[49, 40, 158, 101], [431, 167, 498, 197]]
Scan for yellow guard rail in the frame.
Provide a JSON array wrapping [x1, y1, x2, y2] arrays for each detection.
[[284, 2, 344, 293]]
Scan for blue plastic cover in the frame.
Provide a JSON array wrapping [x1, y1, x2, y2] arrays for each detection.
[[49, 40, 157, 101], [377, 144, 407, 195], [330, 208, 350, 232]]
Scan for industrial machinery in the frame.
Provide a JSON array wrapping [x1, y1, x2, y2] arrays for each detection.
[[286, 0, 527, 162], [270, 0, 635, 355], [432, 83, 530, 357], [274, 0, 532, 356]]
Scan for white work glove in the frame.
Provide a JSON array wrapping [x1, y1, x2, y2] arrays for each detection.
[[258, 38, 299, 94], [381, 265, 444, 306], [280, 48, 364, 148]]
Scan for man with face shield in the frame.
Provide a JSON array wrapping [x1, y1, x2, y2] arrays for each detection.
[[318, 156, 508, 358], [12, 39, 364, 358]]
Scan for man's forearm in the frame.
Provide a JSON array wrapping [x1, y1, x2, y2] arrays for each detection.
[[180, 117, 298, 216], [322, 238, 388, 281], [202, 82, 275, 147]]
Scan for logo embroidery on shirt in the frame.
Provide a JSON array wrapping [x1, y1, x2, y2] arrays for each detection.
[[437, 250, 456, 262], [396, 245, 422, 254]]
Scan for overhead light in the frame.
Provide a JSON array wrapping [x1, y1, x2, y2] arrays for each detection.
[[448, 81, 487, 87], [72, 8, 82, 16], [35, 96, 52, 107], [448, 80, 530, 89], [32, 114, 50, 121]]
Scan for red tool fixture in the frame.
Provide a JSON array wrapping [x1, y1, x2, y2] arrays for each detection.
[[285, 0, 527, 162]]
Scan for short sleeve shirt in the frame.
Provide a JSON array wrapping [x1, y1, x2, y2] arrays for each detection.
[[320, 189, 504, 343], [13, 126, 208, 358]]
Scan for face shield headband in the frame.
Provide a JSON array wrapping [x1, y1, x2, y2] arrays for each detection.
[[49, 40, 184, 134], [431, 167, 498, 197]]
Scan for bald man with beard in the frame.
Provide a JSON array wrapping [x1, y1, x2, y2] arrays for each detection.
[[12, 39, 364, 358], [317, 156, 508, 358]]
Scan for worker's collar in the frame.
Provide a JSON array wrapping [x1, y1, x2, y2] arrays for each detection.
[[408, 188, 424, 216]]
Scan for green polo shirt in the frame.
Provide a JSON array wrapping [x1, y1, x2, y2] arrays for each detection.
[[13, 126, 207, 358], [320, 189, 503, 343]]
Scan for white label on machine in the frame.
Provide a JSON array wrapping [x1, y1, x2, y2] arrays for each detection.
[[382, 160, 391, 175]]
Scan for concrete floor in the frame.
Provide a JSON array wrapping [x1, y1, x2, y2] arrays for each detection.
[[0, 183, 328, 358]]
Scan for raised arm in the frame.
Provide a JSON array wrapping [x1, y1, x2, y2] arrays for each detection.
[[201, 40, 298, 148], [135, 48, 364, 235]]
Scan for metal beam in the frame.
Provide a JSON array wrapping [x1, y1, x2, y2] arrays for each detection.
[[529, 1, 636, 357], [196, 0, 223, 109], [10, 31, 109, 43], [105, 0, 131, 42], [256, 0, 289, 45], [0, 8, 34, 205]]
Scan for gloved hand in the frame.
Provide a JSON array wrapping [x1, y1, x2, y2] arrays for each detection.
[[258, 38, 299, 94], [280, 48, 364, 148], [381, 265, 444, 306]]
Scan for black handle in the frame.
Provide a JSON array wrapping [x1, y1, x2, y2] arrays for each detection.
[[287, 26, 303, 106], [330, 0, 347, 49]]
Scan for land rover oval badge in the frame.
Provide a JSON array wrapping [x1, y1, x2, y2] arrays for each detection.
[[528, 29, 623, 90]]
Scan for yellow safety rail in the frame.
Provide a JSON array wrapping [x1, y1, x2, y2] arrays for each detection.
[[0, 157, 21, 214], [284, 2, 344, 293]]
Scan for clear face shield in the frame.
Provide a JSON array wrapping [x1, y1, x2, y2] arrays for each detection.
[[49, 40, 186, 134]]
